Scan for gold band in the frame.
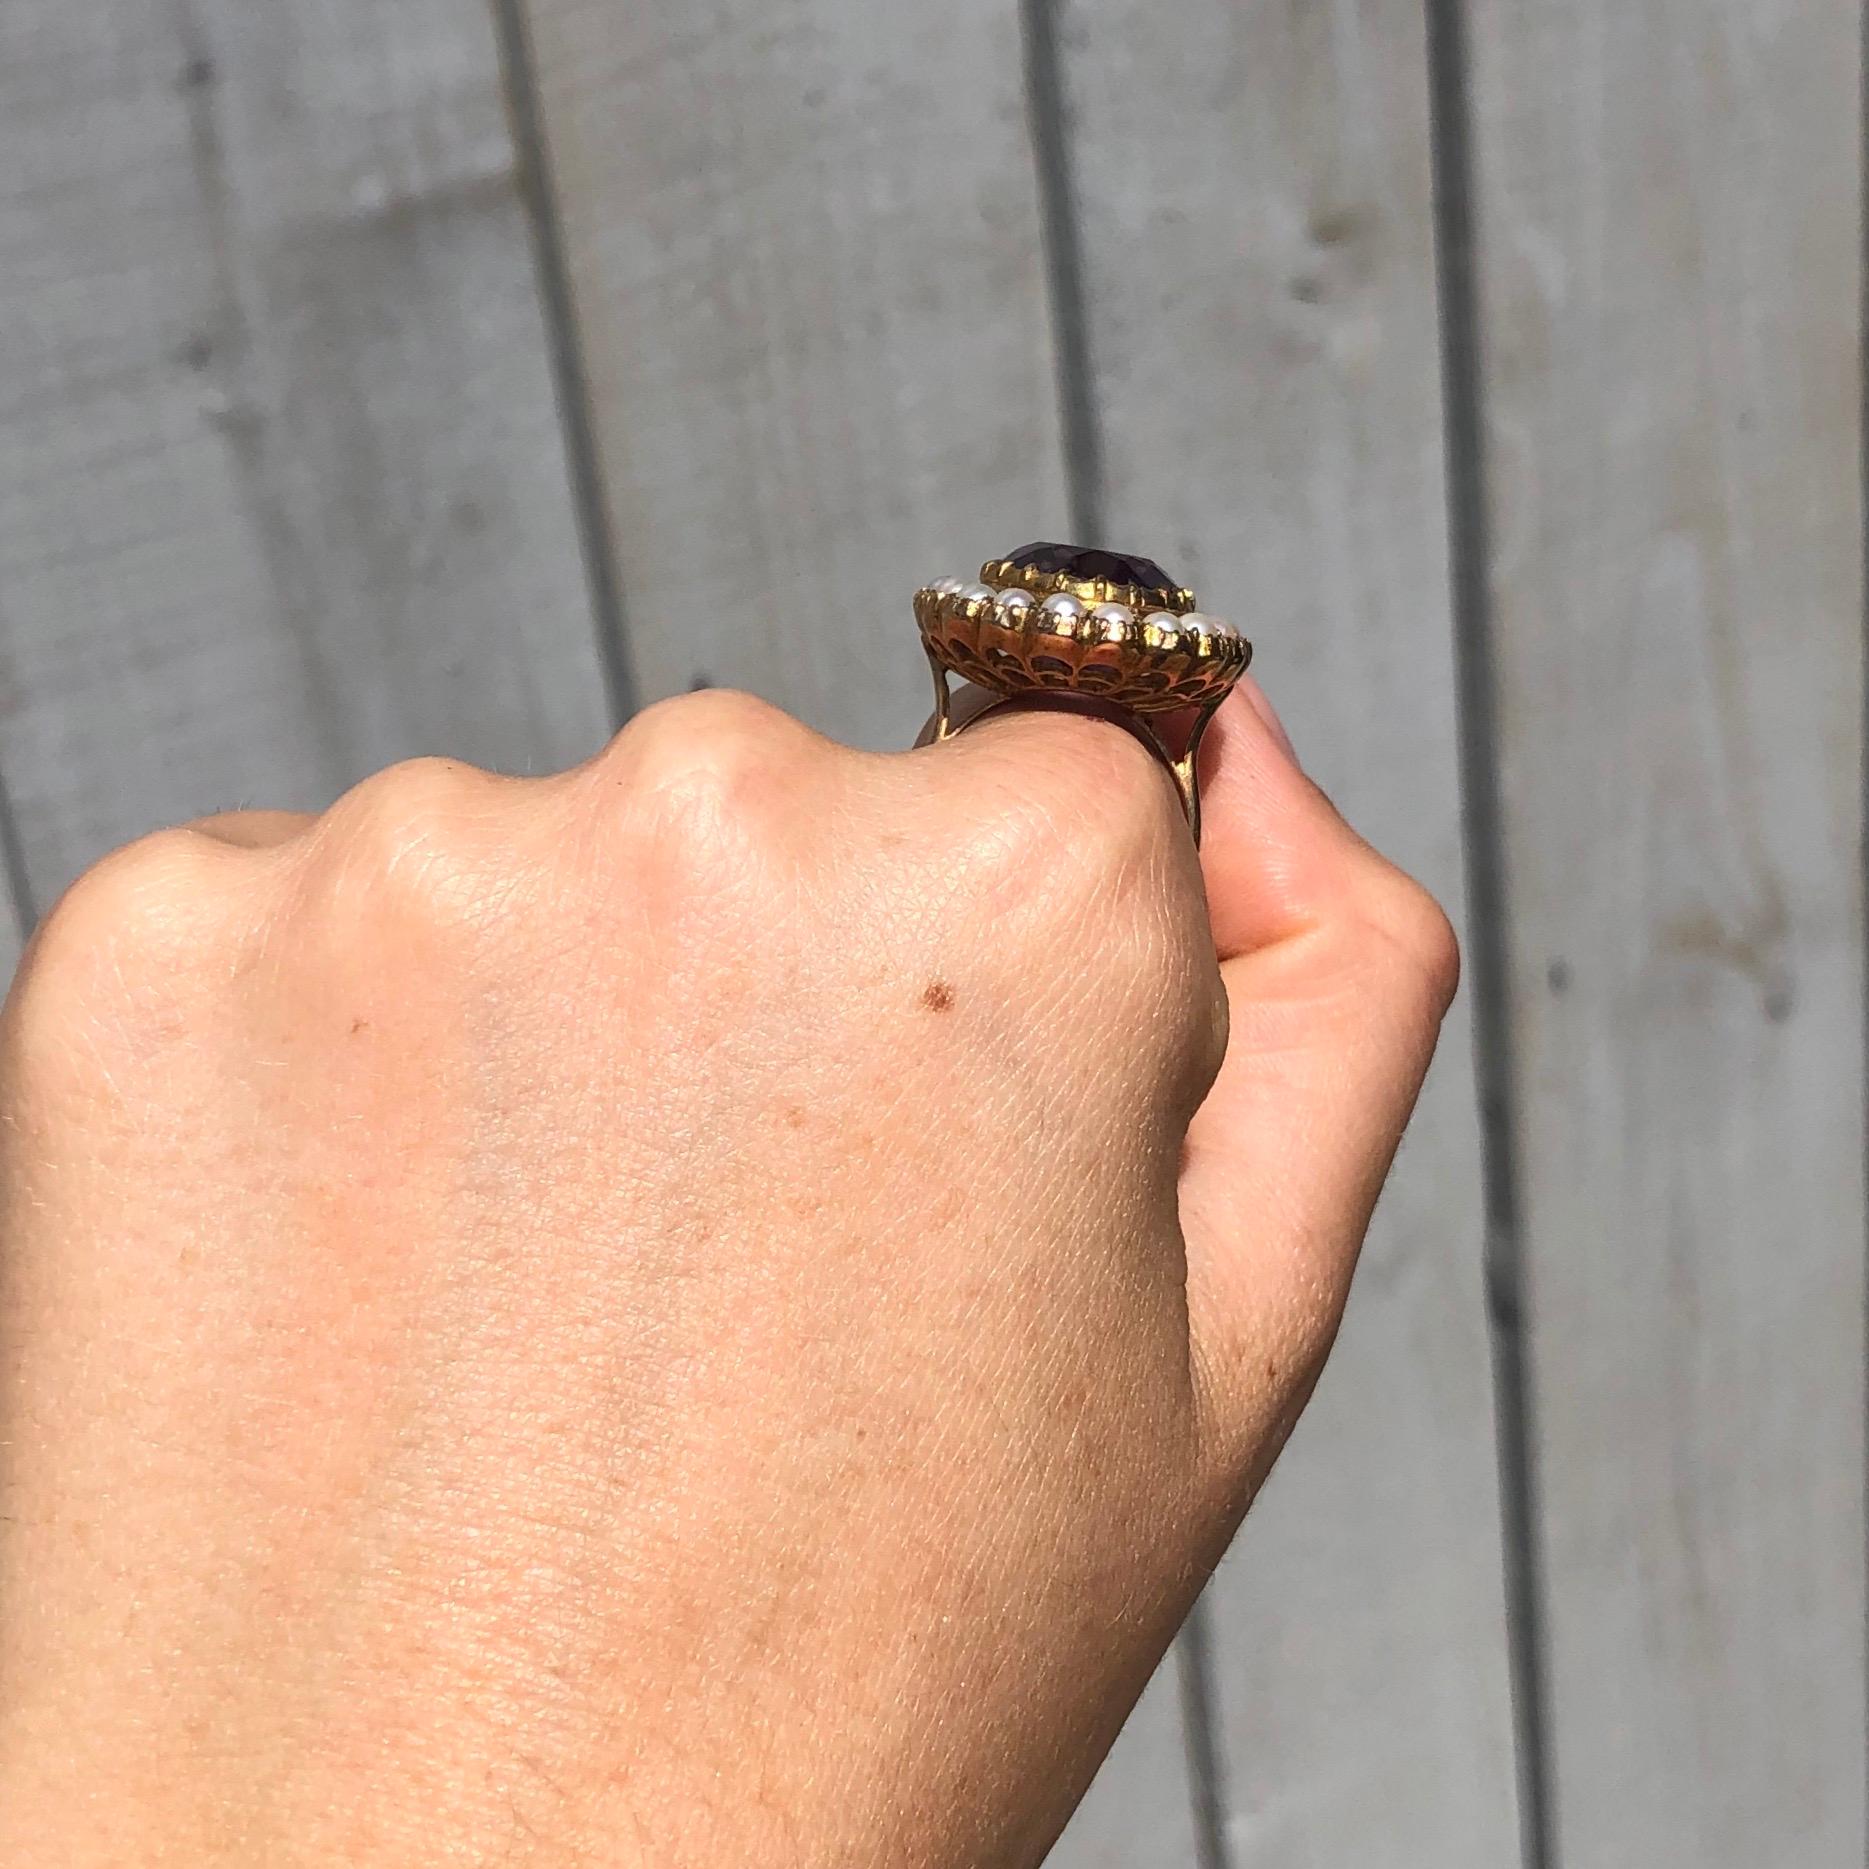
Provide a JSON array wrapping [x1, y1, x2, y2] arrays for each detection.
[[918, 661, 1220, 847]]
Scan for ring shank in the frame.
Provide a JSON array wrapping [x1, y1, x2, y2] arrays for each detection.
[[916, 665, 1219, 845]]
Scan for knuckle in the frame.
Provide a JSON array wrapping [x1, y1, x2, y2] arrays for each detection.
[[326, 754, 485, 842], [1141, 931, 1233, 1112], [5, 829, 244, 1086], [32, 828, 232, 972], [1048, 721, 1187, 858], [955, 718, 1186, 905], [313, 758, 510, 927], [937, 722, 1219, 1087], [1353, 865, 1462, 1017], [1105, 949, 1232, 1128], [597, 690, 826, 874], [614, 691, 818, 801]]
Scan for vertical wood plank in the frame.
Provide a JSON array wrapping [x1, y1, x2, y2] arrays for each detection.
[[0, 0, 609, 906], [0, 875, 22, 989], [513, 2, 1203, 1859], [0, 795, 25, 984], [1057, 0, 1522, 1861], [512, 0, 1072, 750], [1465, 0, 1866, 1858]]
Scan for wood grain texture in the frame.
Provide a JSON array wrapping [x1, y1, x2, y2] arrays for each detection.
[[0, 0, 608, 908], [514, 4, 1203, 1859], [513, 0, 1073, 749], [1465, 0, 1866, 1859], [1056, 0, 1522, 1860]]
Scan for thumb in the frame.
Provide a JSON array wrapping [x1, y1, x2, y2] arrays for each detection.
[[1178, 682, 1461, 1496]]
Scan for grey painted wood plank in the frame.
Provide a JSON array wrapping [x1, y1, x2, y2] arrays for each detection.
[[0, 796, 24, 985], [513, 3, 1202, 1859], [0, 0, 609, 909], [1465, 0, 1866, 1860], [1057, 1, 1522, 1862], [513, 0, 1073, 751], [0, 879, 22, 991]]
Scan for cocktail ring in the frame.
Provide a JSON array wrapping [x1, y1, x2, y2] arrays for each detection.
[[915, 542, 1252, 843]]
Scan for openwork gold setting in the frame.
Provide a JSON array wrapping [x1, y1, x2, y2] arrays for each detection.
[[915, 546, 1253, 844]]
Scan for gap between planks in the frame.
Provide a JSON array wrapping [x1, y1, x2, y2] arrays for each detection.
[[1423, 0, 1553, 1862], [488, 0, 639, 734]]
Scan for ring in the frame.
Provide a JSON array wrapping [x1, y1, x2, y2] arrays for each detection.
[[915, 542, 1252, 843]]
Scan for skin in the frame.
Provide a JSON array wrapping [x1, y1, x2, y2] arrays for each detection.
[[0, 678, 1456, 1867]]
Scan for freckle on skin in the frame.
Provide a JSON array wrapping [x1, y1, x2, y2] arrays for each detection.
[[921, 981, 955, 1013], [351, 1017, 369, 1035]]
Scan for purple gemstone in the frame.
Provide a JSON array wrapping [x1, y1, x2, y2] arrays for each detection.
[[1005, 542, 1179, 600]]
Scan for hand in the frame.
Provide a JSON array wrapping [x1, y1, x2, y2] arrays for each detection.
[[0, 683, 1456, 1867]]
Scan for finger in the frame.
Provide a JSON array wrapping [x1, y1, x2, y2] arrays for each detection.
[[930, 688, 1194, 796], [1191, 681, 1383, 962], [907, 693, 1231, 1140], [916, 678, 1189, 756], [1177, 680, 1461, 1483], [920, 693, 1193, 844], [183, 810, 316, 850], [1236, 672, 1299, 764]]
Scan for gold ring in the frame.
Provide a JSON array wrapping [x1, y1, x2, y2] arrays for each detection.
[[915, 543, 1253, 844]]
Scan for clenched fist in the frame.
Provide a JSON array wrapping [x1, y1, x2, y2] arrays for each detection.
[[0, 684, 1455, 1867]]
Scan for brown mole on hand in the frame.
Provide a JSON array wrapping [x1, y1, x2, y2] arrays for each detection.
[[920, 980, 955, 1013]]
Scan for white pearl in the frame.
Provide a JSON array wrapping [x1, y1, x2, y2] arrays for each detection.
[[1143, 611, 1182, 633], [1091, 602, 1135, 626], [995, 587, 1036, 612], [931, 576, 964, 595], [959, 583, 997, 605], [1040, 592, 1086, 623]]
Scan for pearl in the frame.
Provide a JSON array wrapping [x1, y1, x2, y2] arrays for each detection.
[[1186, 612, 1237, 642], [1143, 611, 1182, 632], [1091, 602, 1136, 639], [931, 576, 964, 596], [1039, 592, 1087, 627], [959, 583, 997, 605], [995, 587, 1036, 613]]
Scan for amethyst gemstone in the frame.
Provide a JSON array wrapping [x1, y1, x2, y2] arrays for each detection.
[[1005, 542, 1180, 600]]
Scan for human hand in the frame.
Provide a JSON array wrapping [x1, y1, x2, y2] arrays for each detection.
[[0, 682, 1456, 1866]]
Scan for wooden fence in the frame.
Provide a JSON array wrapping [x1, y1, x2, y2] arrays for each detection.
[[1, 0, 1861, 1861]]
